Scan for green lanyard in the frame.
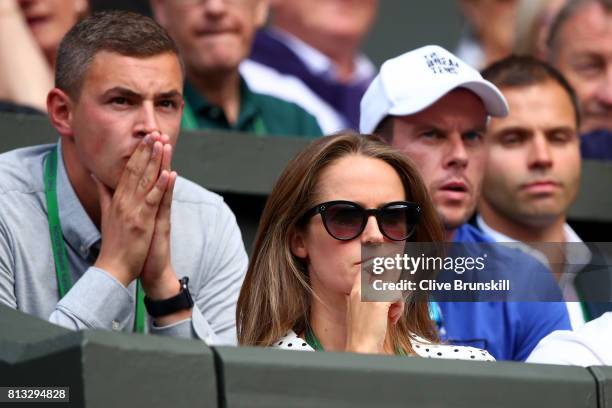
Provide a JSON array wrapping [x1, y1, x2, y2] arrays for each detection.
[[576, 286, 592, 322], [305, 326, 324, 351], [305, 326, 406, 355], [182, 99, 268, 135], [44, 146, 146, 333]]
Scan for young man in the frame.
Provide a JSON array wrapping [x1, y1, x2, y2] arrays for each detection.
[[150, 0, 322, 138], [0, 11, 248, 345], [360, 45, 570, 361], [479, 55, 612, 327], [547, 0, 612, 159]]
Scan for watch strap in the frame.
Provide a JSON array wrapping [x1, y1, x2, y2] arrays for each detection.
[[144, 277, 194, 318]]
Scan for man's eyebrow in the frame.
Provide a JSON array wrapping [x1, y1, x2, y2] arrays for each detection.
[[492, 126, 530, 137], [547, 126, 578, 135], [156, 90, 182, 99], [102, 87, 141, 98], [411, 123, 443, 132], [469, 125, 487, 134], [101, 88, 183, 99]]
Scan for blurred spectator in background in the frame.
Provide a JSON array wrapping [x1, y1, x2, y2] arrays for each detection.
[[456, 0, 519, 69], [513, 0, 566, 59], [0, 0, 87, 112], [360, 45, 571, 361], [547, 0, 612, 159], [241, 0, 378, 133], [478, 56, 612, 328], [151, 0, 321, 138]]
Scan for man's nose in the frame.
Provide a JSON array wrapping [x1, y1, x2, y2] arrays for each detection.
[[528, 133, 553, 170], [135, 103, 160, 137], [203, 0, 228, 16], [444, 135, 468, 169]]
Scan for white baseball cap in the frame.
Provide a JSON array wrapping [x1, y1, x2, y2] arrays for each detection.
[[359, 45, 509, 134]]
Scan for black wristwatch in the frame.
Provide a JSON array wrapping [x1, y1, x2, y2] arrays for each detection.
[[144, 277, 194, 318]]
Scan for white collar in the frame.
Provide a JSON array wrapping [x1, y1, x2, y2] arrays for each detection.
[[476, 215, 550, 266], [268, 27, 375, 84], [476, 215, 584, 244], [476, 215, 592, 295]]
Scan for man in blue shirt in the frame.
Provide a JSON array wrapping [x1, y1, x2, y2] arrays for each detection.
[[360, 45, 570, 360]]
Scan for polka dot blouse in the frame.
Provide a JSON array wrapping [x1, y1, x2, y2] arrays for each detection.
[[272, 330, 495, 361]]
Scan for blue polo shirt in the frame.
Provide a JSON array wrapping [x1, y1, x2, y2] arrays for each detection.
[[436, 224, 571, 361]]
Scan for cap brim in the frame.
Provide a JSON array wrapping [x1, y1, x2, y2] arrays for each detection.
[[460, 80, 509, 117], [387, 78, 509, 119]]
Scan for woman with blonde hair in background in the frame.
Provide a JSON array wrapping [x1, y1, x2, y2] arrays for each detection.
[[237, 132, 494, 360]]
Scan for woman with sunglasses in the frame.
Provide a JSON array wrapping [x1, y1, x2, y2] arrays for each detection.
[[237, 132, 493, 360]]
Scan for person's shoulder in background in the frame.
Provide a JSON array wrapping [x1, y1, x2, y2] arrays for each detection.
[[0, 101, 44, 115], [241, 59, 346, 134], [580, 130, 612, 161], [252, 91, 324, 138], [527, 312, 612, 366]]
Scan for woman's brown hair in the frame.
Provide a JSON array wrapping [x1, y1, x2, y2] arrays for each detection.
[[237, 132, 444, 354]]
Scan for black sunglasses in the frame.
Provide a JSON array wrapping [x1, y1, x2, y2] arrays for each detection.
[[300, 200, 421, 241]]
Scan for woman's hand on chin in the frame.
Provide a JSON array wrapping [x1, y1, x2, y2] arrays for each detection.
[[344, 272, 404, 354]]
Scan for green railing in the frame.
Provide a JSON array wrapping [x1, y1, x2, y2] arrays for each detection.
[[0, 305, 610, 407]]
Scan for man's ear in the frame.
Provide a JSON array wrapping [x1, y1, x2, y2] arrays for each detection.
[[150, 0, 168, 28], [254, 0, 270, 28], [47, 88, 75, 139], [290, 228, 309, 259]]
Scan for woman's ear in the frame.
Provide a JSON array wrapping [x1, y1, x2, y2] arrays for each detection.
[[290, 228, 309, 259]]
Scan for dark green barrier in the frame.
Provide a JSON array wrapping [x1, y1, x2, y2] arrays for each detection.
[[1, 306, 609, 407], [0, 306, 217, 408], [590, 367, 612, 407], [213, 346, 597, 408]]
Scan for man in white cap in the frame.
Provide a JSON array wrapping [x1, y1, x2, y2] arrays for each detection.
[[360, 45, 570, 361]]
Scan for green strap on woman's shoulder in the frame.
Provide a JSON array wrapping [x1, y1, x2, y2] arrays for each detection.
[[305, 326, 324, 351]]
